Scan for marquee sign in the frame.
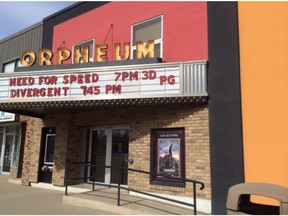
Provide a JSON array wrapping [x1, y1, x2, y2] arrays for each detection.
[[0, 61, 207, 103]]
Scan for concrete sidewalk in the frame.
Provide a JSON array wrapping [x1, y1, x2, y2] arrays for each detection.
[[0, 174, 112, 215], [1, 174, 205, 215]]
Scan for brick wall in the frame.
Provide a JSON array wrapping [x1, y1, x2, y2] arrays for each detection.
[[44, 114, 70, 186], [51, 113, 84, 186], [70, 104, 211, 199], [18, 104, 211, 200], [19, 114, 71, 186]]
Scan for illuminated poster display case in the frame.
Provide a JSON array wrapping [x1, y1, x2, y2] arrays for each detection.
[[150, 128, 185, 187]]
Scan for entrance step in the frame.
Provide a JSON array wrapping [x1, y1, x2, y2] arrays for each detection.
[[7, 178, 21, 185]]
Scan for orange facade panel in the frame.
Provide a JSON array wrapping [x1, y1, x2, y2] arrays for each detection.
[[238, 2, 288, 186]]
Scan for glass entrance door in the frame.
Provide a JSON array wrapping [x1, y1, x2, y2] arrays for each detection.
[[89, 127, 129, 185], [90, 129, 107, 183], [111, 129, 129, 184]]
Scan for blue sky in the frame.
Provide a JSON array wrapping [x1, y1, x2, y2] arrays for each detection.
[[0, 1, 76, 40]]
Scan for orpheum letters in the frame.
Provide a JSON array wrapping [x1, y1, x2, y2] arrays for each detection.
[[19, 40, 155, 67]]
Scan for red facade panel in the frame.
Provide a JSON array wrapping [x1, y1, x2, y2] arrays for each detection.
[[52, 2, 208, 63]]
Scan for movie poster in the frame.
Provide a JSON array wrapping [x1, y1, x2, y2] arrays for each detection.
[[158, 138, 181, 177], [152, 128, 184, 183]]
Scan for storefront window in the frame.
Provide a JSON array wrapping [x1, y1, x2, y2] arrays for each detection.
[[12, 134, 19, 166], [10, 126, 21, 166], [72, 39, 95, 63], [0, 128, 3, 164], [132, 16, 163, 58]]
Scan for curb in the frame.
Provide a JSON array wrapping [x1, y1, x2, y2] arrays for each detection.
[[63, 195, 141, 215]]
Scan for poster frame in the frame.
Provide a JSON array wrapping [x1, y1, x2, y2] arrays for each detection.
[[150, 127, 185, 187]]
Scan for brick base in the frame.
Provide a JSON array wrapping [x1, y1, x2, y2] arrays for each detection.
[[19, 104, 211, 200]]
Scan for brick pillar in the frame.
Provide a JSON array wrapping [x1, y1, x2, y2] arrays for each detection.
[[20, 116, 44, 186], [51, 114, 70, 186]]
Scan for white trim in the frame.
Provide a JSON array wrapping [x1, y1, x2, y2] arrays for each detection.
[[44, 134, 56, 165], [0, 60, 207, 78]]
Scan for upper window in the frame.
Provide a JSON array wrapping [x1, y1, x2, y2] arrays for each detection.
[[3, 59, 22, 73], [3, 61, 15, 73], [132, 16, 163, 59], [72, 39, 95, 63]]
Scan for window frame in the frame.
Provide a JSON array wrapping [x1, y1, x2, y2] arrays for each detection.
[[44, 134, 56, 165], [72, 38, 95, 64], [3, 60, 16, 73], [2, 58, 24, 73], [131, 15, 163, 59]]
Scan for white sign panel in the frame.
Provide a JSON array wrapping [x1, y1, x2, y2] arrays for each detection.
[[0, 64, 181, 103], [0, 111, 16, 122]]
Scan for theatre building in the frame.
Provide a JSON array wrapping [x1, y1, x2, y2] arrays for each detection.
[[0, 2, 251, 214]]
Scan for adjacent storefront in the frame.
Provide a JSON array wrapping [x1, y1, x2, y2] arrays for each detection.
[[0, 112, 22, 176]]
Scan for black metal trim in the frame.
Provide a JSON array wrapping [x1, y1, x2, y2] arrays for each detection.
[[0, 96, 207, 109], [0, 96, 207, 118], [207, 2, 244, 214], [42, 2, 109, 50]]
